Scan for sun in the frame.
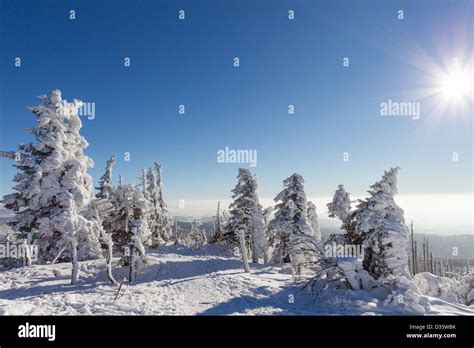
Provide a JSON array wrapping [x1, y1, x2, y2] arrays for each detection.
[[440, 69, 471, 100]]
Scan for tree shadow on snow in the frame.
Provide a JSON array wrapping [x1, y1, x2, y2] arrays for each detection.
[[0, 281, 95, 300], [197, 284, 388, 316], [136, 258, 244, 284], [197, 285, 303, 315]]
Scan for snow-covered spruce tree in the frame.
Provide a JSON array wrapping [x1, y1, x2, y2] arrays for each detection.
[[95, 155, 117, 234], [172, 219, 181, 245], [146, 167, 161, 247], [84, 197, 117, 284], [146, 164, 173, 247], [262, 206, 273, 250], [220, 209, 236, 244], [136, 168, 151, 242], [228, 169, 268, 271], [128, 188, 151, 283], [1, 90, 102, 283], [153, 162, 173, 242], [251, 202, 269, 263], [108, 183, 132, 251], [189, 220, 206, 250], [267, 173, 318, 274], [209, 201, 225, 243], [353, 167, 411, 286], [107, 182, 151, 281], [139, 168, 149, 201], [307, 201, 321, 241], [93, 155, 120, 283], [95, 155, 116, 200], [327, 185, 351, 223], [301, 188, 379, 296], [0, 150, 36, 252], [222, 214, 237, 244], [262, 206, 273, 226], [326, 184, 357, 244]]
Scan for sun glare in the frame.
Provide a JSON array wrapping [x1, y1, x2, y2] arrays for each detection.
[[440, 70, 471, 100]]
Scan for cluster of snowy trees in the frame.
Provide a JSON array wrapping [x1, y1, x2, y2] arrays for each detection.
[[0, 90, 173, 284], [94, 158, 173, 283], [222, 166, 430, 311], [223, 169, 322, 275], [324, 168, 412, 287]]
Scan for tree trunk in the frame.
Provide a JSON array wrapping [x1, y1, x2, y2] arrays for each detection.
[[410, 220, 416, 275], [263, 246, 269, 265], [423, 239, 426, 272], [106, 241, 117, 285], [252, 239, 260, 264], [238, 232, 250, 273], [430, 252, 434, 273], [129, 245, 135, 283], [22, 239, 32, 267], [71, 242, 79, 285], [414, 240, 418, 274]]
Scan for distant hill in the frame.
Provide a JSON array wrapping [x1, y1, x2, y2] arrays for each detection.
[[412, 233, 473, 259]]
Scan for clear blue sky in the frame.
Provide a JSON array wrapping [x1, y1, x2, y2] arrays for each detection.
[[0, 0, 472, 216]]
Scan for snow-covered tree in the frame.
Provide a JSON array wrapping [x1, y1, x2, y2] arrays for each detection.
[[303, 252, 380, 299], [188, 220, 206, 250], [146, 163, 173, 247], [85, 197, 117, 284], [251, 203, 268, 263], [267, 173, 316, 274], [209, 201, 225, 243], [107, 182, 150, 282], [262, 206, 273, 226], [0, 149, 36, 247], [307, 201, 321, 241], [262, 206, 274, 252], [93, 155, 121, 283], [96, 155, 116, 200], [327, 185, 351, 223], [146, 168, 160, 247], [108, 184, 138, 249], [153, 162, 173, 241], [353, 167, 411, 286], [172, 219, 181, 245], [326, 184, 357, 243], [128, 188, 151, 283], [139, 168, 149, 201], [221, 209, 236, 244], [228, 169, 267, 271], [0, 90, 102, 284]]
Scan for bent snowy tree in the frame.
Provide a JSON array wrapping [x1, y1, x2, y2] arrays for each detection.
[[353, 167, 411, 286]]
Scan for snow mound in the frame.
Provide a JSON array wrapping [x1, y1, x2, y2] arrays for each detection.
[[414, 272, 474, 306]]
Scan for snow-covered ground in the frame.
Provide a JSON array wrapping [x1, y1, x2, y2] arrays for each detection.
[[0, 245, 472, 316]]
